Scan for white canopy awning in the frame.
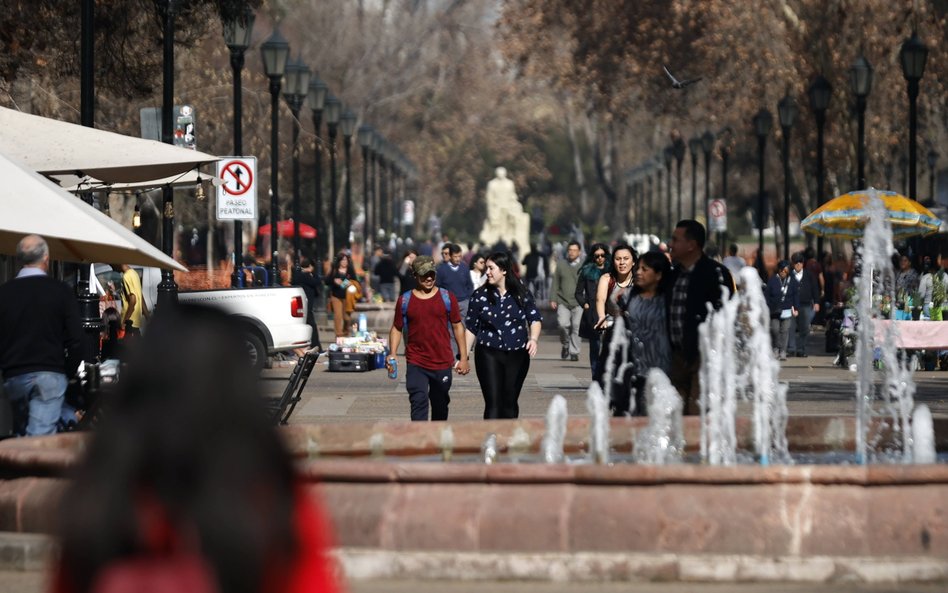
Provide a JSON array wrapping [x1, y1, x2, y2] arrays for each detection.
[[0, 152, 187, 271], [0, 107, 219, 184]]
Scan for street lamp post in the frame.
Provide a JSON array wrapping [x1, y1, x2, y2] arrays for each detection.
[[371, 132, 381, 236], [359, 124, 374, 254], [340, 110, 356, 252], [701, 130, 715, 225], [778, 91, 798, 260], [753, 109, 773, 266], [673, 138, 685, 223], [663, 146, 673, 234], [928, 149, 938, 205], [306, 77, 328, 258], [157, 0, 179, 308], [900, 31, 929, 203], [808, 75, 832, 258], [719, 129, 732, 248], [324, 96, 341, 253], [223, 7, 254, 287], [688, 137, 700, 219], [654, 155, 663, 236], [260, 29, 290, 286], [850, 56, 873, 189], [282, 56, 310, 273]]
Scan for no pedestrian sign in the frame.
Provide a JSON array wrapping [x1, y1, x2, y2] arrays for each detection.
[[708, 198, 727, 233], [216, 157, 257, 221]]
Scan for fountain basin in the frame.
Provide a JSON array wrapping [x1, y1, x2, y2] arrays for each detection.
[[0, 416, 946, 562]]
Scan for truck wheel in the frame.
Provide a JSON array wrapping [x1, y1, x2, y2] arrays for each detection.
[[244, 332, 267, 371]]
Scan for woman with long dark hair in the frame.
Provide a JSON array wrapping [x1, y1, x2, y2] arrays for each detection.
[[575, 242, 611, 377], [592, 244, 637, 403], [465, 251, 542, 419], [325, 252, 357, 337], [53, 305, 342, 593], [616, 250, 672, 416]]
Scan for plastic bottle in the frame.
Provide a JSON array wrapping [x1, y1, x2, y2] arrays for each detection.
[[358, 313, 368, 335], [387, 357, 398, 380]]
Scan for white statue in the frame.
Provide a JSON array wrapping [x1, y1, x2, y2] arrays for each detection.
[[480, 167, 531, 256]]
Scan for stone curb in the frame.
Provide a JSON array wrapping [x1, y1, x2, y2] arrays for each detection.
[[0, 533, 56, 572], [336, 549, 948, 584], [2, 534, 945, 584]]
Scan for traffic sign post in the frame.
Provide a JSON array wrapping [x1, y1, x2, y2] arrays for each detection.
[[708, 198, 727, 233], [216, 157, 257, 221]]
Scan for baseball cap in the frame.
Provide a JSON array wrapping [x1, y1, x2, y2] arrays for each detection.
[[412, 256, 436, 276]]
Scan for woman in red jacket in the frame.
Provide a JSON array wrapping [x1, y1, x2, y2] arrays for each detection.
[[52, 305, 344, 593]]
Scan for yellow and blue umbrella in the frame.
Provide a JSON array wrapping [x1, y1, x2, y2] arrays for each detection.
[[800, 189, 941, 240]]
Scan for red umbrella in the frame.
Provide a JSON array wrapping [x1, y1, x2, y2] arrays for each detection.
[[258, 220, 317, 239]]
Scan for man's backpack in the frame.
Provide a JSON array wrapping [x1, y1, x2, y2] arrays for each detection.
[[401, 288, 452, 343]]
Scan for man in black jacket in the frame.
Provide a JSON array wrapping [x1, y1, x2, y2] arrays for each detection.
[[667, 220, 734, 415], [0, 235, 82, 435], [789, 252, 821, 357]]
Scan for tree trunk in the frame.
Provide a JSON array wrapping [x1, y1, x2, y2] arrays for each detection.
[[564, 100, 590, 221]]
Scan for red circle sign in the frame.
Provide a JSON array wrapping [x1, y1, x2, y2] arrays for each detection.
[[709, 199, 725, 218], [221, 160, 253, 196]]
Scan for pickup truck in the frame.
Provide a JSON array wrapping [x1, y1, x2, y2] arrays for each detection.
[[95, 265, 312, 370], [178, 286, 312, 370]]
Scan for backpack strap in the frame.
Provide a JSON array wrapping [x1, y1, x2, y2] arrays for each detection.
[[401, 289, 453, 345], [400, 290, 412, 339], [439, 288, 453, 338]]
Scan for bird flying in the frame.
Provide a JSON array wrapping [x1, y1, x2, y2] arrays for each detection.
[[663, 65, 702, 89]]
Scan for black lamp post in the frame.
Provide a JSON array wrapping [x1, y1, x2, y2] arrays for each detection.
[[223, 7, 254, 287], [77, 0, 102, 361], [260, 29, 290, 286], [753, 109, 773, 264], [808, 75, 832, 258], [719, 129, 732, 248], [340, 109, 356, 252], [358, 124, 374, 253], [849, 56, 873, 189], [157, 0, 179, 308], [371, 132, 382, 236], [324, 95, 341, 253], [928, 149, 938, 205], [646, 172, 653, 234], [688, 137, 701, 219], [663, 146, 673, 234], [900, 31, 929, 203], [777, 91, 798, 260], [282, 56, 310, 273], [306, 76, 328, 257], [654, 155, 663, 236], [701, 130, 715, 224], [673, 138, 685, 222]]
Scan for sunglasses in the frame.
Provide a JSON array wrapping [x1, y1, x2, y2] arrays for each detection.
[[594, 253, 606, 258]]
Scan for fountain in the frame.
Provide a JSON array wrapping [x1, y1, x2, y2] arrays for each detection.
[[699, 266, 789, 465], [0, 190, 944, 582], [633, 369, 684, 464], [540, 394, 567, 463]]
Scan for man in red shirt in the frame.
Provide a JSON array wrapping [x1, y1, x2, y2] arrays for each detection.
[[386, 256, 470, 420]]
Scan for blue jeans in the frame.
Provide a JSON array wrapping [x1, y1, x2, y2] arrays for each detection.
[[3, 371, 67, 436]]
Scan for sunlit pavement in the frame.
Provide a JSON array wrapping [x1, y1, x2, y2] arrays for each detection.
[[267, 325, 948, 425]]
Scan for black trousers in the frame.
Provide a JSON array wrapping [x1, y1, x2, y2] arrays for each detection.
[[474, 345, 530, 419], [405, 364, 452, 421]]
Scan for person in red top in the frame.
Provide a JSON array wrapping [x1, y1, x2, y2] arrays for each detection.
[[386, 256, 470, 421], [52, 305, 344, 593]]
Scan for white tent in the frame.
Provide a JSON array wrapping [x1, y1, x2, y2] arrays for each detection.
[[0, 107, 218, 184], [0, 152, 186, 271]]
